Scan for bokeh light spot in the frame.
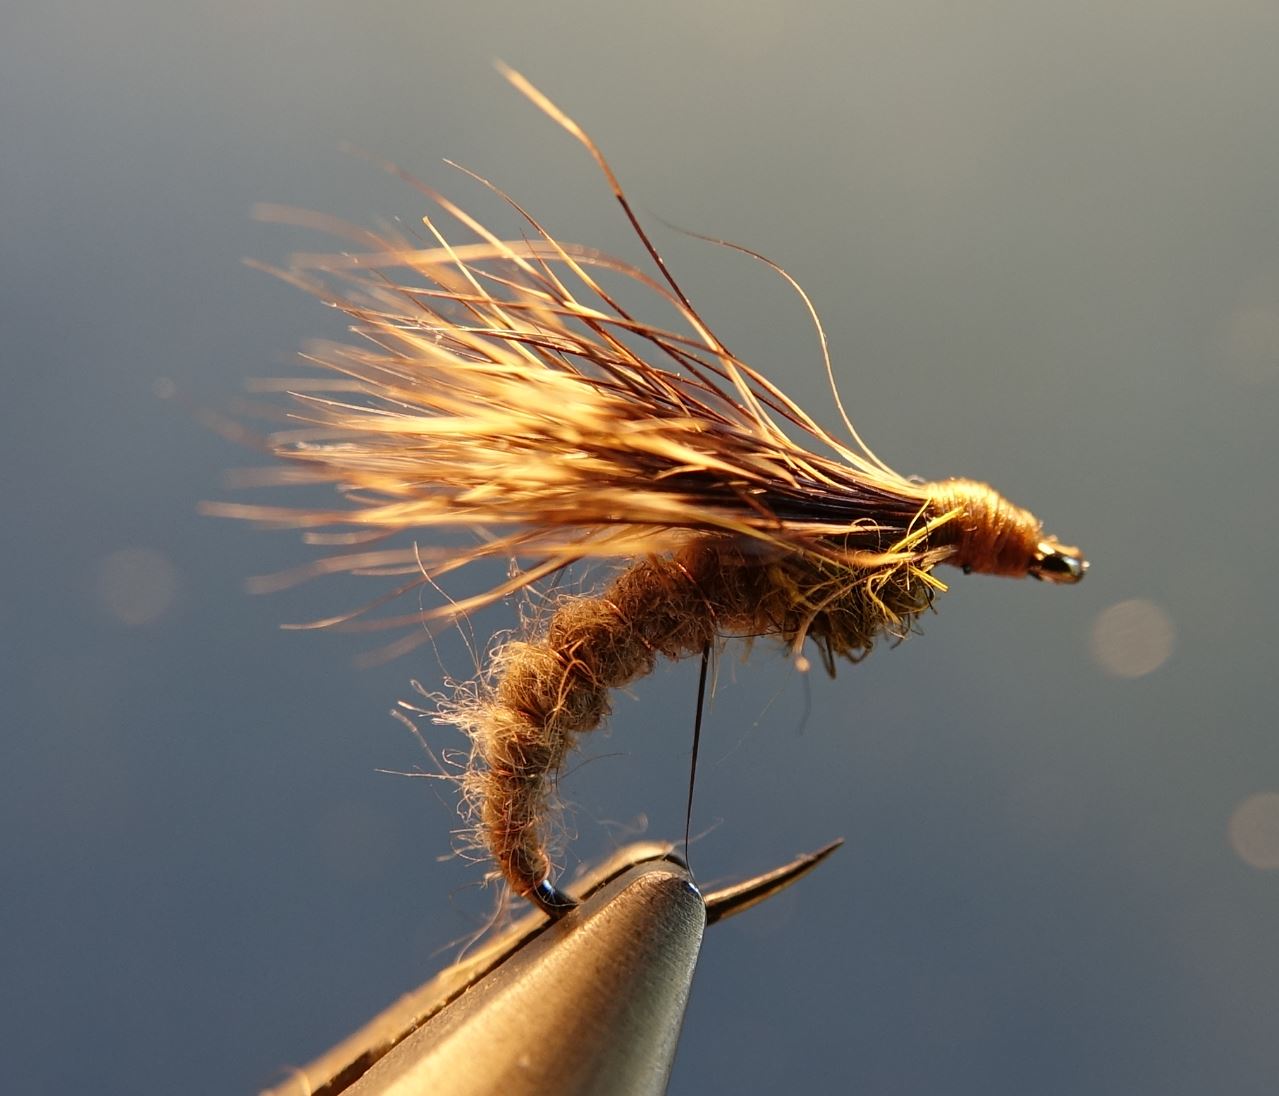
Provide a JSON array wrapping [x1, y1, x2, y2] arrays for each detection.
[[95, 547, 180, 627], [1089, 598, 1175, 679], [1229, 793, 1279, 870], [1219, 299, 1279, 386]]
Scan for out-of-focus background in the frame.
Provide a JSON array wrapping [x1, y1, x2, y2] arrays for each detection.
[[5, 4, 1278, 1093]]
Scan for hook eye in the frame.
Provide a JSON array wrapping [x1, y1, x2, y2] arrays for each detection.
[[1030, 540, 1088, 584]]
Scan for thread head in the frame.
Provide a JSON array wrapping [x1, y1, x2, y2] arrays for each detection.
[[925, 478, 1086, 583]]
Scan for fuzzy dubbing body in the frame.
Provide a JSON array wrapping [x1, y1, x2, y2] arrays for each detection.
[[463, 537, 933, 899]]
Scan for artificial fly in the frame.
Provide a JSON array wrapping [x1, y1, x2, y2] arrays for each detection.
[[205, 67, 1087, 917]]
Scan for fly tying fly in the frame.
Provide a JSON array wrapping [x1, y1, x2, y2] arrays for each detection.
[[206, 66, 1087, 916]]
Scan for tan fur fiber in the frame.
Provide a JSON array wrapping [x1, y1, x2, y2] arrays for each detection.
[[445, 539, 932, 899]]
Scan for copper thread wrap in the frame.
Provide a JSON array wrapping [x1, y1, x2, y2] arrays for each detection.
[[924, 478, 1043, 578]]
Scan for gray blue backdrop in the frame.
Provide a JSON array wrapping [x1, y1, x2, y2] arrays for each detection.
[[5, 3, 1278, 1093]]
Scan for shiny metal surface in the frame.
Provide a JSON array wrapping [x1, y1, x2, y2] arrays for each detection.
[[347, 860, 703, 1096], [262, 841, 841, 1096]]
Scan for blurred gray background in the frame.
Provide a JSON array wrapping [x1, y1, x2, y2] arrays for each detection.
[[5, 3, 1278, 1093]]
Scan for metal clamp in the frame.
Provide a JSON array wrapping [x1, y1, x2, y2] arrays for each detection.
[[263, 840, 842, 1096]]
